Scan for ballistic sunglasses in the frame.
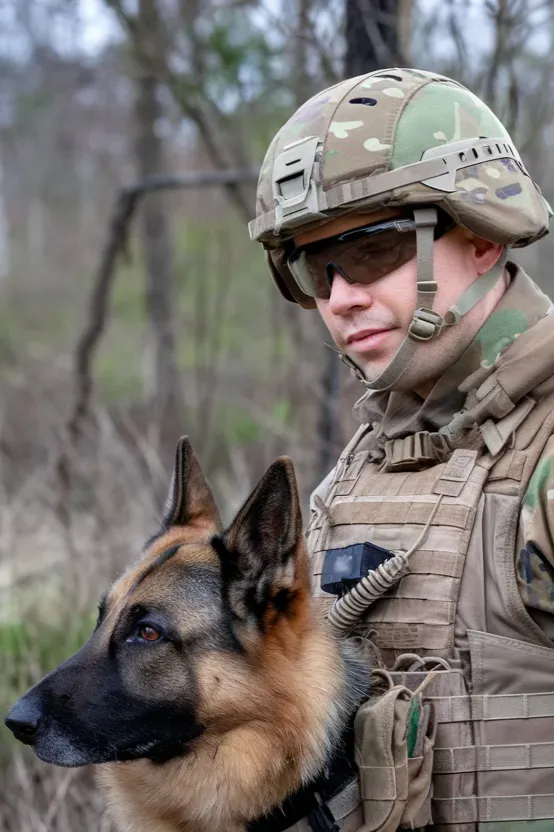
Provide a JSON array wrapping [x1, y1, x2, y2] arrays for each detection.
[[286, 212, 455, 300]]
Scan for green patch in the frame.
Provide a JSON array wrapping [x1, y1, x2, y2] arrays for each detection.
[[406, 699, 420, 757], [0, 205, 295, 450], [524, 457, 551, 509], [474, 309, 528, 367], [393, 82, 510, 170]]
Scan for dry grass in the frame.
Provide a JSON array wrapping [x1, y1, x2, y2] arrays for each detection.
[[1, 752, 117, 832], [0, 407, 180, 831]]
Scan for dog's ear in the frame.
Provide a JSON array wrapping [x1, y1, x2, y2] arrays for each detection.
[[212, 457, 309, 626], [162, 436, 222, 532]]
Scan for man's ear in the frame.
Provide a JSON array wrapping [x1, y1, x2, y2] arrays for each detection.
[[211, 457, 308, 628], [468, 234, 505, 275], [161, 436, 222, 533]]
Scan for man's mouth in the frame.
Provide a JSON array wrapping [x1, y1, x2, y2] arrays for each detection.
[[345, 328, 393, 351]]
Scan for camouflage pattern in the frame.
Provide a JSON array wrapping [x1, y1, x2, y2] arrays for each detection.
[[347, 262, 554, 625], [518, 447, 554, 615], [251, 68, 551, 308]]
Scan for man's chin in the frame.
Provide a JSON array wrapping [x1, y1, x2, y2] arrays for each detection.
[[343, 352, 391, 386]]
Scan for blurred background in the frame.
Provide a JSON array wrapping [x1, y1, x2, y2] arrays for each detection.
[[2, 0, 554, 827]]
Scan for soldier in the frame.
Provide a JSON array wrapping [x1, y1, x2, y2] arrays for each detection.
[[249, 68, 554, 831]]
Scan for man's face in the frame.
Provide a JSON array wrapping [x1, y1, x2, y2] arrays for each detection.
[[293, 208, 503, 394]]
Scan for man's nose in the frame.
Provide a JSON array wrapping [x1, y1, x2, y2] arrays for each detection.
[[327, 269, 373, 316]]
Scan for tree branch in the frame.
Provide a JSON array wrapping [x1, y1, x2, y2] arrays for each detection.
[[56, 168, 259, 510], [106, 0, 255, 222]]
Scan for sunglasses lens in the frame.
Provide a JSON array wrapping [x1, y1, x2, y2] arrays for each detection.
[[288, 225, 418, 300], [289, 250, 332, 298]]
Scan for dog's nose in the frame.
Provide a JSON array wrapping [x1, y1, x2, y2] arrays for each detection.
[[5, 698, 42, 744]]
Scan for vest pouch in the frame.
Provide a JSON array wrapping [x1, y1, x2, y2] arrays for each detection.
[[402, 696, 436, 829], [354, 671, 436, 832]]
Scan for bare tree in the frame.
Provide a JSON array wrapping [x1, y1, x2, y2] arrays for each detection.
[[292, 0, 315, 107], [106, 0, 255, 223], [134, 0, 185, 475], [314, 0, 409, 485], [345, 0, 407, 76]]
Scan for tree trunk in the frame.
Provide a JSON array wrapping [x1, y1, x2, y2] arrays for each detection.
[[293, 0, 313, 108], [345, 0, 403, 76], [314, 0, 405, 486], [135, 0, 185, 479]]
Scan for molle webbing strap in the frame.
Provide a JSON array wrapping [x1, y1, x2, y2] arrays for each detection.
[[429, 691, 554, 723], [324, 158, 449, 212], [432, 794, 554, 824], [434, 742, 554, 773]]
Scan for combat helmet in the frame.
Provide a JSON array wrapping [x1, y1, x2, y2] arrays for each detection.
[[249, 68, 551, 391]]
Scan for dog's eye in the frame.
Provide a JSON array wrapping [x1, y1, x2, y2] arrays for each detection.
[[138, 624, 162, 642]]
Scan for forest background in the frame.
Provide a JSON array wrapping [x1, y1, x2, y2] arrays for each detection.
[[1, 0, 554, 828]]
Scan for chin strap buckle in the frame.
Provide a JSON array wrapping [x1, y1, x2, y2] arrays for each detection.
[[409, 308, 443, 341]]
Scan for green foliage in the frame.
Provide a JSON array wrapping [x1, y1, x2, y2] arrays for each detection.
[[0, 208, 293, 408], [0, 283, 82, 373], [90, 211, 294, 413], [96, 347, 144, 401], [209, 398, 291, 450], [270, 398, 292, 426], [94, 245, 146, 402], [0, 610, 96, 698], [220, 403, 261, 445], [201, 7, 281, 107]]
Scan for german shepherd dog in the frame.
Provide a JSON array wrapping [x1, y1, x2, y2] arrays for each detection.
[[5, 438, 369, 832]]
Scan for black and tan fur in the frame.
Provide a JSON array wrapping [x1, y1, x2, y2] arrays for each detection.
[[5, 438, 368, 832]]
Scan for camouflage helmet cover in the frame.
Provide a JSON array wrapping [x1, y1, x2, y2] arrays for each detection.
[[250, 68, 551, 309]]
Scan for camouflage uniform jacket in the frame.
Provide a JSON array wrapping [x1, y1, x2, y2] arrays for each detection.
[[311, 262, 554, 630]]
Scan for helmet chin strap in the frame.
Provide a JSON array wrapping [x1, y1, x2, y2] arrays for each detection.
[[338, 206, 509, 392]]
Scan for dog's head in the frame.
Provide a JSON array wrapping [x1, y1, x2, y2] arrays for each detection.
[[5, 438, 312, 767]]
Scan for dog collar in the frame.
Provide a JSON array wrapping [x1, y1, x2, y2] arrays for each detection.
[[246, 724, 359, 832]]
